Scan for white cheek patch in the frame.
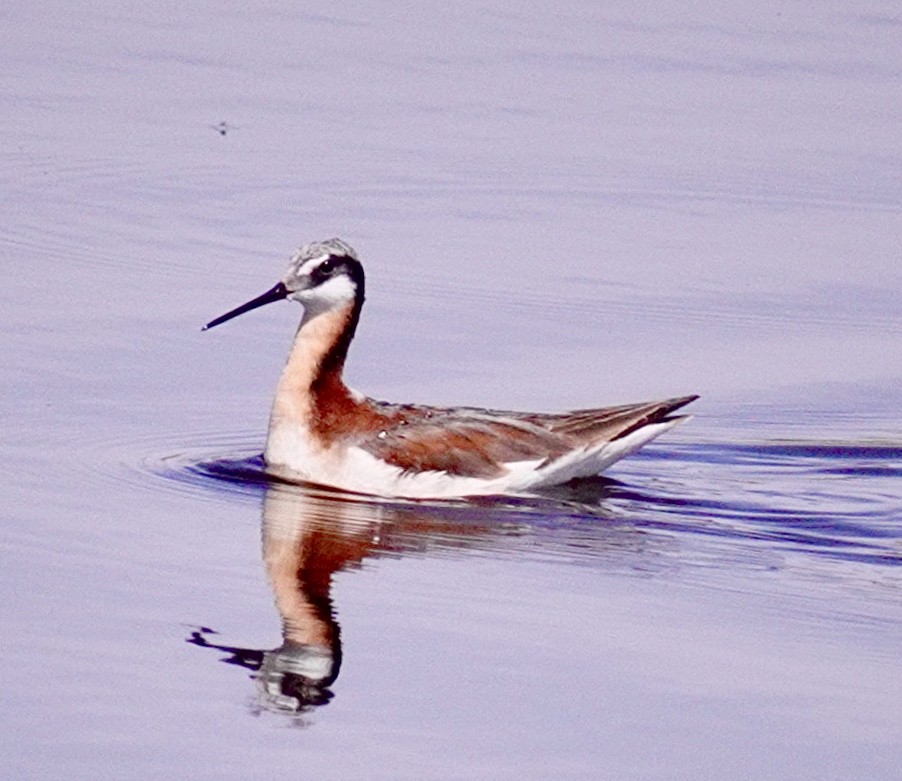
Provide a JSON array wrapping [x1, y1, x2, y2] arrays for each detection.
[[295, 273, 357, 315]]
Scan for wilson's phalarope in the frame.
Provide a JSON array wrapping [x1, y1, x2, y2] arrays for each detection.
[[204, 238, 697, 498]]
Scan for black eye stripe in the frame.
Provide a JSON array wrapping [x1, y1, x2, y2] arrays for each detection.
[[315, 254, 355, 273], [307, 254, 366, 297], [311, 255, 346, 283]]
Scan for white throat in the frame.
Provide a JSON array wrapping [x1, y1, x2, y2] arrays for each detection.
[[293, 274, 357, 320]]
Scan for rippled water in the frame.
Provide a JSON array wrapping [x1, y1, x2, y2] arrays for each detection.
[[3, 2, 901, 779], [168, 430, 902, 574]]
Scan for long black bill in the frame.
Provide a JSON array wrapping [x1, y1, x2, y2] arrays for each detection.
[[202, 281, 289, 331]]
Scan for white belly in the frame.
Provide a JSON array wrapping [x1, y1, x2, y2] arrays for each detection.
[[265, 417, 685, 499]]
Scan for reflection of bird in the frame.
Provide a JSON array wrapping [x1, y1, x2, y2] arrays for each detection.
[[185, 468, 661, 717], [187, 627, 338, 714], [204, 238, 697, 498]]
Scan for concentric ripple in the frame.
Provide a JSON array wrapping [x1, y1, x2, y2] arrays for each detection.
[[140, 423, 902, 584]]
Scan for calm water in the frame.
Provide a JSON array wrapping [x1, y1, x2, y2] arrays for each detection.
[[3, 2, 901, 779]]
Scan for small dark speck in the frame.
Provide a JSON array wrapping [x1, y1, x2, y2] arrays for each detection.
[[211, 121, 232, 136]]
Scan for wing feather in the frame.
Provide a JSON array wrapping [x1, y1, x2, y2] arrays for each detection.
[[359, 418, 568, 478], [359, 395, 697, 479]]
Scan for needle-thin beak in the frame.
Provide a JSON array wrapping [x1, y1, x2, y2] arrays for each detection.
[[202, 281, 289, 331]]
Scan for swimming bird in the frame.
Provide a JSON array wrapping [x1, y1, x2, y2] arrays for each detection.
[[204, 238, 697, 498]]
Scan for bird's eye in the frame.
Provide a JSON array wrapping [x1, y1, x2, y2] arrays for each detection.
[[319, 258, 336, 274]]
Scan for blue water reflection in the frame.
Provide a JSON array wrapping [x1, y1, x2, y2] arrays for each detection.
[[173, 427, 901, 724], [3, 0, 901, 777]]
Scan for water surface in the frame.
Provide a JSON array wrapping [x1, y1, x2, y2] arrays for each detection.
[[2, 2, 900, 779]]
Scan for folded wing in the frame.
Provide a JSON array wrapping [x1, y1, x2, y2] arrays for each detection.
[[360, 395, 697, 480]]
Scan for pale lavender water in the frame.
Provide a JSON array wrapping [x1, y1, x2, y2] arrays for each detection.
[[2, 3, 901, 779]]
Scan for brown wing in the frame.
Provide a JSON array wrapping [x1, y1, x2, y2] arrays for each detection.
[[358, 416, 570, 479], [531, 395, 699, 441], [359, 395, 697, 479]]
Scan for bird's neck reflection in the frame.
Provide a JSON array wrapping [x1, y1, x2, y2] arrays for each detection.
[[190, 483, 382, 715], [259, 484, 375, 709], [188, 474, 622, 718]]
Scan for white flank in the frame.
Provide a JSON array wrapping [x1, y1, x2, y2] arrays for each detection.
[[266, 416, 689, 500]]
